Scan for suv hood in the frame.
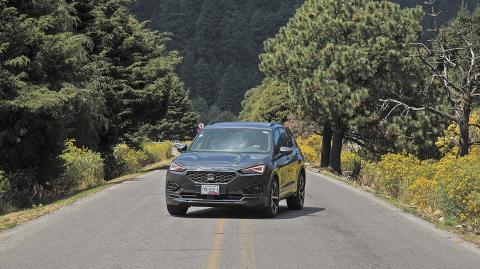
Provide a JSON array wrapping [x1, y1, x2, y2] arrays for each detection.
[[174, 152, 271, 171]]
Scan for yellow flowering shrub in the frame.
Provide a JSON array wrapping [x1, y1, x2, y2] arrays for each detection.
[[362, 153, 426, 200], [297, 134, 322, 164], [434, 154, 480, 229], [341, 151, 361, 176], [57, 140, 104, 194], [142, 142, 173, 164], [361, 152, 480, 230], [113, 144, 147, 174], [409, 177, 437, 212]]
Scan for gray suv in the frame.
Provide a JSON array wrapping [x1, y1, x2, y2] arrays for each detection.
[[165, 122, 306, 217]]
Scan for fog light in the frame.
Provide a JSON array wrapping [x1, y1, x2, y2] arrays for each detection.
[[166, 181, 180, 191], [244, 184, 263, 194]]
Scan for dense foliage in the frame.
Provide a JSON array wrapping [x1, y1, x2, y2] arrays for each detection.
[[56, 140, 104, 195], [132, 0, 303, 119], [133, 0, 476, 120], [0, 0, 196, 210], [259, 0, 439, 172], [239, 79, 294, 123]]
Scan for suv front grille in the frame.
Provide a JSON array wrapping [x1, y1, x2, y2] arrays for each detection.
[[186, 171, 236, 183]]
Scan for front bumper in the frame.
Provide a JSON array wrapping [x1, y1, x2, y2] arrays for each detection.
[[165, 170, 269, 209]]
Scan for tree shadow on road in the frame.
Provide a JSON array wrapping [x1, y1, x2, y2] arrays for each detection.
[[183, 206, 325, 219]]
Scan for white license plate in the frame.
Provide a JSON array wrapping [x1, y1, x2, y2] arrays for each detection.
[[201, 185, 220, 195]]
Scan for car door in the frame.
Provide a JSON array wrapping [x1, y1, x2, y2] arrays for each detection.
[[279, 128, 299, 195], [273, 128, 287, 197], [273, 128, 296, 198]]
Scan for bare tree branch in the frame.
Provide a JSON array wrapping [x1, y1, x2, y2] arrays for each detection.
[[469, 123, 480, 129], [380, 98, 458, 122]]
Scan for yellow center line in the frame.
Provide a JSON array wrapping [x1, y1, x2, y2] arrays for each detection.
[[240, 219, 256, 269], [207, 219, 225, 269]]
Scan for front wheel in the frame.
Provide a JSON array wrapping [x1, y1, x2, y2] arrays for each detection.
[[166, 204, 188, 216], [262, 178, 279, 218], [287, 173, 305, 210]]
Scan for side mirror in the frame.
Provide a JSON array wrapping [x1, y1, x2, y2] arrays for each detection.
[[175, 144, 188, 153], [279, 146, 294, 155]]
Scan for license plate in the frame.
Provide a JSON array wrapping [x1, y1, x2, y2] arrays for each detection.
[[201, 185, 220, 195]]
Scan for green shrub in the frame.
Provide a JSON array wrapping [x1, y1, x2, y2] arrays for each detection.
[[113, 144, 147, 175], [55, 140, 104, 195], [341, 151, 362, 178], [0, 169, 13, 215], [0, 170, 9, 198], [142, 142, 173, 165]]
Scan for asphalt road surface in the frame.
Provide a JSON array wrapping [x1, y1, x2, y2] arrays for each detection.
[[1, 170, 480, 269]]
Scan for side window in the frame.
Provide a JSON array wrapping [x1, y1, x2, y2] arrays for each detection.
[[274, 128, 282, 154], [279, 128, 293, 148]]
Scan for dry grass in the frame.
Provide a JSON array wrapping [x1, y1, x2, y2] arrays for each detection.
[[0, 158, 174, 232]]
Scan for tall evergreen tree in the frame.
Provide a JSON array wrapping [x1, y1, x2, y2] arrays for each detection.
[[0, 0, 101, 202], [260, 0, 433, 172], [0, 0, 198, 201]]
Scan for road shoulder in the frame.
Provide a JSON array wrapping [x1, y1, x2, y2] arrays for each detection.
[[0, 159, 172, 233], [306, 169, 480, 255]]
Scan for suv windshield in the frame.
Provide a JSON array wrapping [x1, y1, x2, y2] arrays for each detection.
[[189, 128, 271, 153]]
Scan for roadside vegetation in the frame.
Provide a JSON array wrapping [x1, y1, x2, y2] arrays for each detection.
[[241, 0, 480, 239], [0, 1, 193, 216], [0, 154, 173, 232], [0, 141, 173, 216]]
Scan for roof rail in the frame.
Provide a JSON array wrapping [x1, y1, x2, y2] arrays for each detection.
[[208, 121, 223, 125]]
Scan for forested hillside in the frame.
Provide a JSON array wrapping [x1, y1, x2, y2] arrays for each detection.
[[0, 0, 197, 211], [132, 0, 479, 121], [398, 0, 479, 24], [132, 0, 303, 120]]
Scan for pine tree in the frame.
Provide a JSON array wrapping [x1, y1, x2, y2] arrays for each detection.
[[0, 0, 101, 202], [239, 79, 294, 123], [0, 0, 199, 198], [194, 0, 223, 61], [193, 58, 217, 104], [260, 0, 429, 172]]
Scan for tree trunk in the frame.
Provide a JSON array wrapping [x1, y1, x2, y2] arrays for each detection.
[[320, 123, 332, 167], [459, 108, 471, 156], [458, 121, 470, 156], [329, 125, 344, 174]]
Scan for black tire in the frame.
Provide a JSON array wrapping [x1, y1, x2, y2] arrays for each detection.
[[287, 173, 305, 210], [262, 178, 279, 218], [166, 204, 188, 216]]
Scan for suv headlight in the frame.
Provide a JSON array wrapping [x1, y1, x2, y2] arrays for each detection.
[[240, 164, 265, 174], [169, 162, 185, 172]]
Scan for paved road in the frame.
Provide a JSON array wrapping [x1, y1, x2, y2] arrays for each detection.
[[1, 170, 480, 269]]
